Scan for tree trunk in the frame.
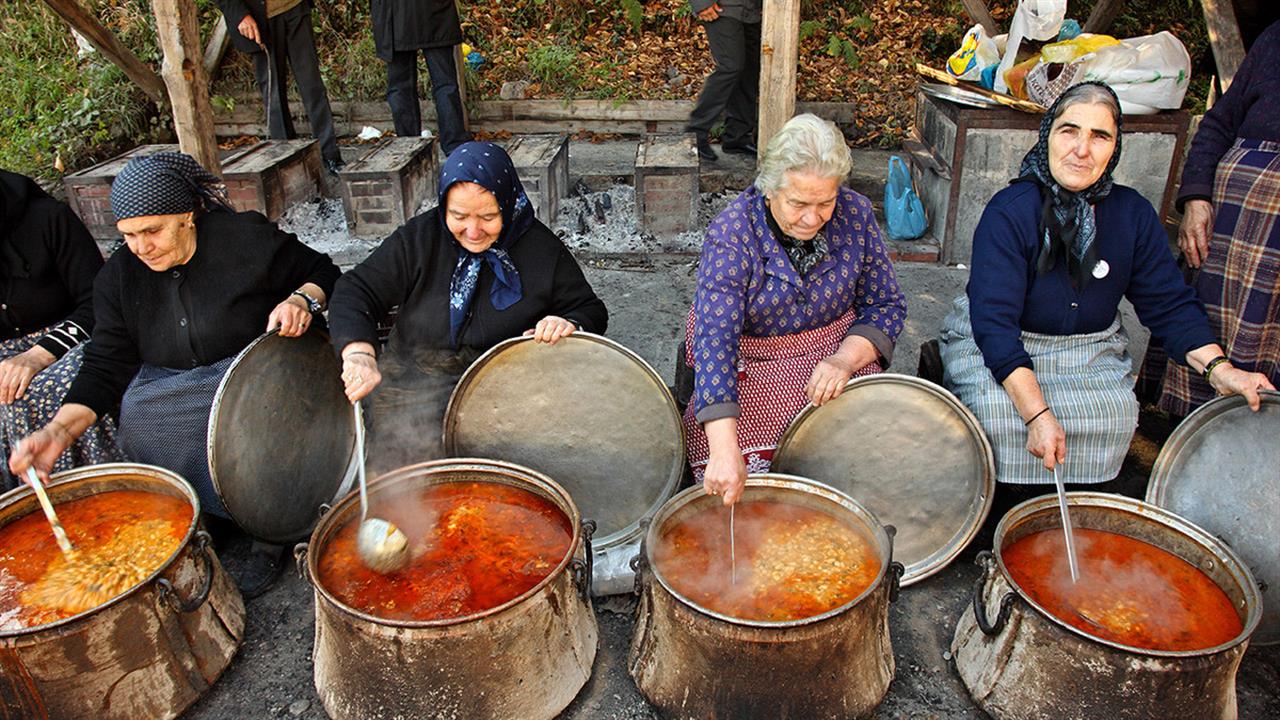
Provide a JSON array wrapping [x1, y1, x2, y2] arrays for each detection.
[[152, 0, 221, 174], [758, 0, 801, 162]]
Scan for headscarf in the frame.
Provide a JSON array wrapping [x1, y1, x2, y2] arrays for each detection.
[[1015, 81, 1123, 288], [1, 169, 53, 279], [438, 141, 535, 347], [109, 151, 233, 222]]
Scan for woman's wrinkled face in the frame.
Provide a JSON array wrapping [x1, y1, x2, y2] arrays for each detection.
[[116, 212, 196, 271], [1047, 102, 1118, 193], [445, 182, 504, 253], [766, 171, 841, 241]]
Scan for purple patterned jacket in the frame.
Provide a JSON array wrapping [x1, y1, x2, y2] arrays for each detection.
[[690, 184, 907, 421]]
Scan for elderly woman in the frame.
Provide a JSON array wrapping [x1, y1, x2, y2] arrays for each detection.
[[329, 141, 607, 471], [940, 82, 1273, 497], [686, 113, 907, 505], [1, 169, 120, 490]]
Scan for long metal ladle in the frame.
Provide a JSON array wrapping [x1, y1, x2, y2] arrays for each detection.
[[25, 467, 75, 558], [1052, 464, 1080, 583], [352, 402, 409, 573]]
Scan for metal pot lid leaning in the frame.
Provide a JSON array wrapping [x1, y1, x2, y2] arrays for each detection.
[[1146, 390, 1280, 645], [443, 333, 684, 552], [772, 373, 995, 586], [208, 330, 357, 544]]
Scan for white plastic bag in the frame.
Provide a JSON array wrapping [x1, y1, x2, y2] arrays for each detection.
[[1081, 31, 1191, 112], [994, 0, 1067, 94], [947, 24, 1001, 82]]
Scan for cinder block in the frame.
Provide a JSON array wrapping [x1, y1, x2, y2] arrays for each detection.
[[506, 134, 570, 222], [339, 137, 438, 239], [635, 133, 698, 235], [221, 140, 324, 222], [63, 144, 179, 239]]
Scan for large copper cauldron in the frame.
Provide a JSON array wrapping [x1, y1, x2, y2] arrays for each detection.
[[0, 464, 244, 720], [300, 458, 597, 720], [630, 474, 903, 719], [953, 493, 1261, 720]]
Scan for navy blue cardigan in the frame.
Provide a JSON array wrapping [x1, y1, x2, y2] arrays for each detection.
[[967, 183, 1216, 383]]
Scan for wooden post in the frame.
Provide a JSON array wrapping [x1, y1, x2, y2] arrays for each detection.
[[454, 44, 472, 132], [41, 0, 167, 103], [152, 0, 221, 174], [203, 16, 231, 79], [959, 0, 999, 36], [1082, 0, 1125, 34], [1200, 0, 1246, 92], [757, 0, 801, 162]]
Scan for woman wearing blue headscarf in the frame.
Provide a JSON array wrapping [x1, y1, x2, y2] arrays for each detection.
[[328, 142, 607, 471], [938, 82, 1271, 496]]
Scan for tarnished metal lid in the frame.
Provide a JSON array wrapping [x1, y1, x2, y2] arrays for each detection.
[[772, 374, 995, 586], [1146, 391, 1280, 645], [443, 333, 684, 552], [208, 330, 357, 543]]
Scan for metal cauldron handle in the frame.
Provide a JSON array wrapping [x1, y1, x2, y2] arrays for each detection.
[[972, 550, 1016, 636], [569, 519, 596, 602], [884, 524, 905, 603], [293, 542, 311, 584], [630, 517, 652, 596], [156, 530, 215, 613]]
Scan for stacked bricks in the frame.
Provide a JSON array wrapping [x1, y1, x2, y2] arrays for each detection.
[[506, 134, 569, 221], [338, 137, 438, 239], [635, 134, 698, 235], [64, 144, 179, 240], [221, 140, 323, 222]]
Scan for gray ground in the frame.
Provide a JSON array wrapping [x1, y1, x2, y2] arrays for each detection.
[[183, 143, 1278, 719]]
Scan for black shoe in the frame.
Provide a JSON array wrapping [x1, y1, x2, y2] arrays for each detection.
[[324, 157, 345, 175], [695, 134, 718, 162], [721, 140, 758, 156], [234, 541, 286, 599]]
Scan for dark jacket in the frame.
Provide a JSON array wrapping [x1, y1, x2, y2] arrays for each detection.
[[371, 0, 463, 61], [217, 0, 311, 55], [0, 170, 103, 358]]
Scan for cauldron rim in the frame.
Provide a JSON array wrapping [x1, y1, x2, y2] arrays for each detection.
[[991, 491, 1262, 658], [0, 462, 202, 637], [306, 457, 584, 628]]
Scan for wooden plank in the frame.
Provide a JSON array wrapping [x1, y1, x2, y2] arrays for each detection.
[[203, 16, 230, 79], [1200, 0, 1246, 92], [1082, 0, 1125, 34], [152, 0, 221, 174], [41, 0, 166, 102], [758, 0, 802, 161], [454, 44, 471, 132], [915, 64, 1046, 113], [959, 0, 998, 36]]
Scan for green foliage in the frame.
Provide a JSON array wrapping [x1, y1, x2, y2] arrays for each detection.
[[799, 20, 825, 41], [826, 35, 861, 71], [620, 0, 644, 33], [849, 14, 874, 33], [527, 43, 582, 96]]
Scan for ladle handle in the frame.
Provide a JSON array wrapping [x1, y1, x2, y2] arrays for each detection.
[[354, 401, 368, 523], [25, 467, 74, 556]]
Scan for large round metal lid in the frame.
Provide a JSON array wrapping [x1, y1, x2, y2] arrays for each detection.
[[772, 373, 995, 586], [208, 330, 357, 543], [1146, 391, 1280, 645], [443, 333, 684, 551]]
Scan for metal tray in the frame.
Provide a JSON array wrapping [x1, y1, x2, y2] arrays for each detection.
[[1147, 391, 1279, 645], [772, 374, 995, 586], [443, 333, 684, 552], [919, 82, 1001, 109], [208, 330, 357, 543]]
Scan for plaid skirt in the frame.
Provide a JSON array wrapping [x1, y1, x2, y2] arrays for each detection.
[[940, 296, 1138, 485], [683, 307, 882, 480], [1156, 138, 1280, 416], [0, 328, 121, 491]]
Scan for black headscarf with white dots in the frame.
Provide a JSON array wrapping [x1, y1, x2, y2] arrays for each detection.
[[109, 151, 232, 222]]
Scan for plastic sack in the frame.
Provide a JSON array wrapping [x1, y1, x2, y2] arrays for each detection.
[[1025, 59, 1086, 106], [1003, 55, 1042, 100], [1040, 33, 1120, 63], [947, 24, 1000, 81], [885, 156, 927, 242], [1081, 31, 1191, 112], [994, 0, 1067, 94]]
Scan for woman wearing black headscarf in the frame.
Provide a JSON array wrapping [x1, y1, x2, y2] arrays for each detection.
[[329, 141, 607, 471], [8, 152, 340, 526], [0, 169, 119, 489], [938, 82, 1271, 498]]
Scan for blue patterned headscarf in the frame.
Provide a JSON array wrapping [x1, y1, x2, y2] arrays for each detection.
[[110, 151, 233, 221], [439, 142, 535, 347], [1015, 82, 1123, 287]]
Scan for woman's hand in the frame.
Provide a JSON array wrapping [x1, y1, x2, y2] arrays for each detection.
[[524, 315, 577, 345], [267, 295, 313, 338], [238, 15, 262, 47], [1025, 410, 1067, 470], [340, 344, 382, 403], [702, 417, 745, 505], [805, 335, 876, 406], [0, 346, 55, 404], [8, 405, 95, 479], [1178, 199, 1215, 268], [697, 2, 722, 22], [1207, 364, 1275, 411]]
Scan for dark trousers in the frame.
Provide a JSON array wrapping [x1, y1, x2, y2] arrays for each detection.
[[386, 47, 470, 156], [251, 3, 340, 163], [687, 17, 760, 146]]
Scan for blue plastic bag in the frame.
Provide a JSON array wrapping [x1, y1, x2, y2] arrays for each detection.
[[884, 155, 928, 241]]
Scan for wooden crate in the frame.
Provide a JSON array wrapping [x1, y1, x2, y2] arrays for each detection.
[[338, 137, 439, 238], [506, 134, 569, 221], [64, 144, 180, 240], [634, 133, 698, 235], [221, 140, 324, 221], [907, 90, 1190, 265]]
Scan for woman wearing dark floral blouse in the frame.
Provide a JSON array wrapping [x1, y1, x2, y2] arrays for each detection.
[[684, 114, 907, 505]]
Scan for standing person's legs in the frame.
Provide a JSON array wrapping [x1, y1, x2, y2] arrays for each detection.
[[252, 36, 295, 140], [422, 45, 471, 156], [687, 18, 748, 140], [722, 21, 760, 148], [277, 5, 341, 165], [386, 50, 422, 139]]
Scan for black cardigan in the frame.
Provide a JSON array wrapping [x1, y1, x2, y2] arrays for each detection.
[[328, 210, 607, 363], [0, 170, 103, 358], [64, 210, 340, 417]]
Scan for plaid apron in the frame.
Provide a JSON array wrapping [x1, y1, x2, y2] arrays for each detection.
[[1156, 138, 1280, 416], [940, 296, 1138, 485]]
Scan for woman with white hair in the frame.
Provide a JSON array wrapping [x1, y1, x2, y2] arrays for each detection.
[[684, 113, 907, 505]]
